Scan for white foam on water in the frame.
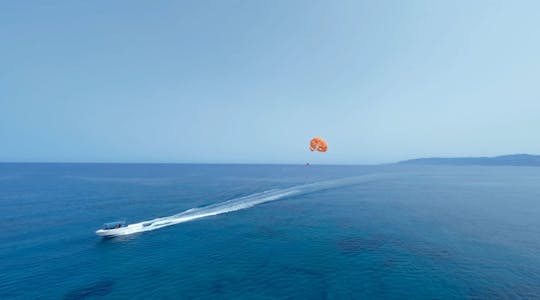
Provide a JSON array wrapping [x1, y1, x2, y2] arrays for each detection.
[[102, 175, 379, 236]]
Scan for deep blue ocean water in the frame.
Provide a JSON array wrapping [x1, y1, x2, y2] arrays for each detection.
[[1, 163, 540, 299]]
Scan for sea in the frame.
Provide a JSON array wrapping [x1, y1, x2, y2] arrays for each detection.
[[1, 163, 540, 299]]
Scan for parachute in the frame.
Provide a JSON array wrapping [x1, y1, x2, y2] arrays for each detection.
[[310, 137, 327, 152]]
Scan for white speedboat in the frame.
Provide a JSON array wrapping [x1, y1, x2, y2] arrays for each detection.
[[95, 221, 128, 237]]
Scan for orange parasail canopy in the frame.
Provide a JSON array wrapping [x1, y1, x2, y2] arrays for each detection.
[[310, 137, 327, 152]]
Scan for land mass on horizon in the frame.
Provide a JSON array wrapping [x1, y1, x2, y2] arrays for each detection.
[[398, 154, 540, 166]]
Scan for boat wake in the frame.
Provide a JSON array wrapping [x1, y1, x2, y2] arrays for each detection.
[[100, 175, 379, 236]]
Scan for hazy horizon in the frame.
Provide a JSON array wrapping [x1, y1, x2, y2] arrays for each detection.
[[1, 153, 539, 166], [2, 1, 539, 164]]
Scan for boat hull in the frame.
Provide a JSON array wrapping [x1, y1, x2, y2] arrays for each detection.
[[95, 228, 124, 237], [95, 223, 144, 237]]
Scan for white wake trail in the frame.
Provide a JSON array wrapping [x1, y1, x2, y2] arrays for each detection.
[[106, 175, 378, 236]]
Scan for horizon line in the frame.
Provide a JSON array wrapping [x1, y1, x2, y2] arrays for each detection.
[[0, 161, 388, 166], [1, 154, 537, 166]]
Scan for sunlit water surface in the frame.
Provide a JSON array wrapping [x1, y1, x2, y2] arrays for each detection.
[[1, 163, 540, 299]]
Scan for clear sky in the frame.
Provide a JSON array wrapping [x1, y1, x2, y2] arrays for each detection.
[[1, 1, 539, 164]]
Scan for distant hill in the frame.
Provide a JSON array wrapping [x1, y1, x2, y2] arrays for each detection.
[[398, 154, 540, 166]]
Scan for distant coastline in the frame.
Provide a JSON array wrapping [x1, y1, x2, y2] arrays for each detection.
[[398, 154, 540, 166]]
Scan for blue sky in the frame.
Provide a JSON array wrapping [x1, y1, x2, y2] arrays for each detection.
[[1, 1, 539, 164]]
